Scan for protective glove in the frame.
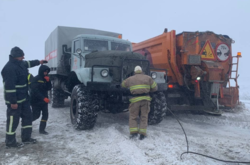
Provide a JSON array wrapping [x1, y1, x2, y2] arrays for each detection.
[[44, 98, 50, 103], [44, 76, 50, 82]]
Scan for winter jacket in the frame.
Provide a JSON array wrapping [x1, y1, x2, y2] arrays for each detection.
[[1, 56, 40, 104], [121, 72, 157, 103], [30, 65, 52, 105]]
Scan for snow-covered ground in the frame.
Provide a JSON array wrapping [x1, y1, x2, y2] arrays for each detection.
[[0, 78, 250, 165]]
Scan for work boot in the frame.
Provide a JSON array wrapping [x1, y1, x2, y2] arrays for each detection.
[[22, 138, 37, 144], [129, 133, 138, 139], [39, 130, 49, 135], [139, 134, 146, 140], [6, 142, 24, 148], [39, 121, 48, 135]]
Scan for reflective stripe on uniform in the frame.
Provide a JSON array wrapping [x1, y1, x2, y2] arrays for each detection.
[[5, 98, 26, 104], [22, 125, 32, 129], [139, 129, 147, 134], [41, 120, 47, 122], [6, 116, 15, 135], [5, 84, 27, 103], [129, 96, 151, 103], [121, 81, 126, 87], [17, 98, 26, 103], [6, 132, 15, 135], [27, 61, 31, 68], [129, 127, 138, 133], [38, 80, 45, 83], [130, 85, 150, 91], [151, 82, 157, 88], [5, 89, 16, 93], [28, 74, 31, 84], [15, 84, 27, 88]]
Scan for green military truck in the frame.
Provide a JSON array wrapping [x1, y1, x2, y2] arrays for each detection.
[[45, 26, 168, 130]]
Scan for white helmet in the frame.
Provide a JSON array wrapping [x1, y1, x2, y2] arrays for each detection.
[[134, 66, 142, 72]]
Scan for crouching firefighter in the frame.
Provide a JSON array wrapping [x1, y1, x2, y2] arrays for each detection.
[[30, 65, 51, 135], [1, 46, 47, 148], [121, 66, 157, 140]]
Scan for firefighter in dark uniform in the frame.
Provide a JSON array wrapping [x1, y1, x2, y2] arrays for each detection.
[[121, 66, 157, 140], [1, 46, 47, 148], [30, 65, 52, 135]]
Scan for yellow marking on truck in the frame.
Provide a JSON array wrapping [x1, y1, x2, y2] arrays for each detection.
[[200, 40, 215, 60]]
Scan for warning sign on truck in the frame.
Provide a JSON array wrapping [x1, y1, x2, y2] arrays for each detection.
[[200, 40, 215, 60], [216, 43, 230, 61]]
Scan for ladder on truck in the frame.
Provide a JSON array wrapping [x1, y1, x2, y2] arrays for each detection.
[[210, 53, 241, 111], [227, 52, 241, 106]]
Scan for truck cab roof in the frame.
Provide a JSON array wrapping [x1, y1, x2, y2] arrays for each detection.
[[74, 34, 131, 44]]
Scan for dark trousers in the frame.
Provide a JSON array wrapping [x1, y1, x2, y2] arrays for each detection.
[[32, 104, 48, 131], [32, 104, 48, 121], [6, 100, 33, 145]]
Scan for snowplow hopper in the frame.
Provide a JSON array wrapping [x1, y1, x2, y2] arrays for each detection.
[[133, 29, 241, 113]]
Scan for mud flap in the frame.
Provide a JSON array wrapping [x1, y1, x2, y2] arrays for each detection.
[[219, 87, 239, 108]]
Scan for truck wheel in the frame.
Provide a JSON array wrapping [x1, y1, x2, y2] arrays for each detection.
[[148, 92, 167, 125], [70, 85, 99, 130], [52, 87, 65, 108]]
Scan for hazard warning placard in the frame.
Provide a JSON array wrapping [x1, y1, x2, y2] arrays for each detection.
[[200, 40, 215, 60]]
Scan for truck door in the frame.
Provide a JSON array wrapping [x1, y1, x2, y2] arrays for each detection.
[[71, 39, 82, 70]]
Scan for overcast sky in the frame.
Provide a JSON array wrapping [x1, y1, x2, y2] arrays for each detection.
[[0, 0, 249, 87]]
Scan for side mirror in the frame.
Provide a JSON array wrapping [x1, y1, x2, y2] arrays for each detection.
[[76, 48, 82, 54]]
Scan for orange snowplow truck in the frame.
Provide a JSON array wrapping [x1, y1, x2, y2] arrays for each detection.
[[133, 29, 241, 114]]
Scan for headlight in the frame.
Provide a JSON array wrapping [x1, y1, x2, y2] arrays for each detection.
[[101, 69, 109, 77], [151, 72, 157, 79], [196, 77, 201, 81]]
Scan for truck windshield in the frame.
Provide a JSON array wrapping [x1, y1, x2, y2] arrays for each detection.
[[84, 39, 108, 51], [111, 42, 131, 51]]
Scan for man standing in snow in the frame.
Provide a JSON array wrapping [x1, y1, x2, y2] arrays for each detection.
[[1, 46, 47, 148], [30, 65, 51, 135], [121, 66, 157, 140]]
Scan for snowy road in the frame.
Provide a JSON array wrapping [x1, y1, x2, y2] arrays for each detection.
[[0, 87, 250, 165]]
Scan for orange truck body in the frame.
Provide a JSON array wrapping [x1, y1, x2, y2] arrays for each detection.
[[133, 29, 240, 112]]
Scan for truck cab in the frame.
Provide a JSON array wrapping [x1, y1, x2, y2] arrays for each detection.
[[71, 34, 131, 70]]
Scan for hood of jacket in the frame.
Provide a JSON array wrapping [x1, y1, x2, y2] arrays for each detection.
[[38, 65, 50, 76]]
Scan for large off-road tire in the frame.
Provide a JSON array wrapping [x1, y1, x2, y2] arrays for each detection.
[[52, 87, 65, 108], [70, 85, 99, 130], [148, 92, 167, 125]]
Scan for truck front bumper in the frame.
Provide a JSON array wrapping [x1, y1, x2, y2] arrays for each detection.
[[87, 82, 130, 93], [87, 82, 168, 92]]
